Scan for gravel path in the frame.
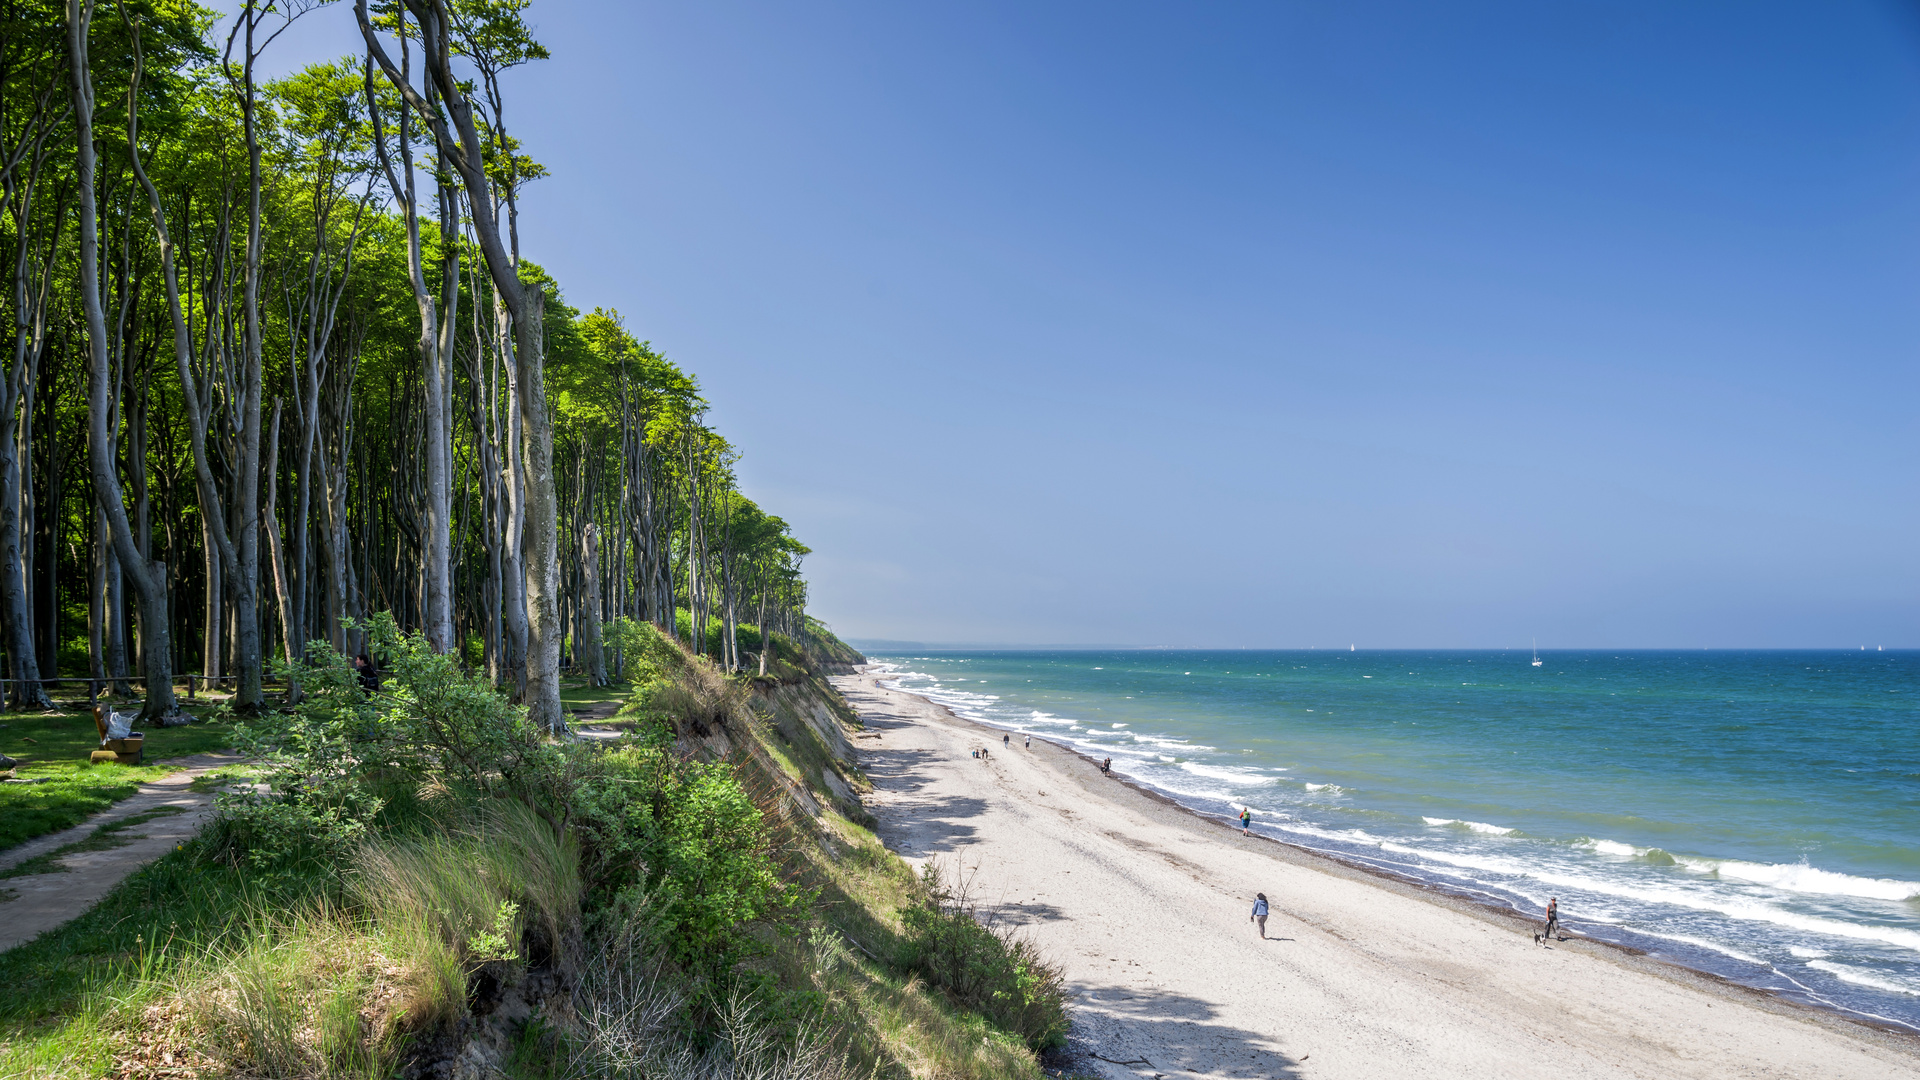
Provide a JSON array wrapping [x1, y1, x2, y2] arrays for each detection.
[[0, 753, 244, 953]]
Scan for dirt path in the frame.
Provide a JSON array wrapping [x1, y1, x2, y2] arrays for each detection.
[[0, 753, 244, 953]]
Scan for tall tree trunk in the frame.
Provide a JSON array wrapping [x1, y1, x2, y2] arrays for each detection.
[[358, 0, 559, 728], [70, 0, 177, 721], [513, 284, 561, 728], [497, 297, 528, 697], [0, 402, 48, 709], [581, 521, 605, 685], [263, 401, 297, 686], [228, 4, 268, 713]]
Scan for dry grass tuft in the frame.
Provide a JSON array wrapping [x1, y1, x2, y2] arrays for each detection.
[[651, 654, 751, 737], [91, 803, 581, 1080]]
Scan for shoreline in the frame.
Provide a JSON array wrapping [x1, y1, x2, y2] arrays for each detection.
[[839, 669, 1920, 1078], [873, 667, 1920, 1041]]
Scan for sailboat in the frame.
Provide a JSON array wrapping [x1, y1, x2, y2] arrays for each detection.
[[1531, 639, 1543, 668]]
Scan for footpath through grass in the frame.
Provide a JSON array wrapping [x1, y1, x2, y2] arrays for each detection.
[[0, 706, 236, 854]]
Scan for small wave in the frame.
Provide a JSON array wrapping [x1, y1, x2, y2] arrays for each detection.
[[1175, 761, 1279, 785], [1304, 842, 1920, 955], [1580, 838, 1640, 857], [1131, 734, 1216, 752], [1111, 723, 1127, 729], [1807, 961, 1920, 997], [1423, 817, 1516, 836], [1672, 857, 1920, 902], [1789, 946, 1830, 959], [1303, 783, 1346, 794]]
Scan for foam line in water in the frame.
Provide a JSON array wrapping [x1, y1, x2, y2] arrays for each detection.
[[1276, 823, 1920, 955], [1807, 961, 1920, 997], [1672, 857, 1920, 901], [1177, 761, 1278, 785], [1422, 817, 1517, 836]]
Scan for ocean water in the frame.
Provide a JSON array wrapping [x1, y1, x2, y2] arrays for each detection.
[[867, 649, 1920, 1030]]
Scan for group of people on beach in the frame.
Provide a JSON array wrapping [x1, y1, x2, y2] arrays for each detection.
[[974, 732, 1034, 760]]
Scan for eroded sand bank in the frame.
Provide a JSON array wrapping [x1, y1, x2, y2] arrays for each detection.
[[834, 672, 1920, 1080]]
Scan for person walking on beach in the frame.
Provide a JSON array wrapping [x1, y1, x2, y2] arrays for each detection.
[[1240, 807, 1253, 835], [1101, 757, 1112, 776], [1251, 893, 1270, 939], [1024, 734, 1031, 750], [1003, 733, 1010, 749], [1537, 898, 1560, 944]]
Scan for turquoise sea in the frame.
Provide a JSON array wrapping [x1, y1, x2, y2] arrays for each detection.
[[867, 649, 1920, 1030]]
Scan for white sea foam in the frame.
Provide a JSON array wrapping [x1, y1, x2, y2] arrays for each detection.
[[1808, 961, 1920, 997], [1175, 761, 1278, 785], [1293, 839, 1920, 956], [1302, 783, 1346, 794], [1789, 946, 1830, 959], [1422, 818, 1516, 836], [1579, 839, 1641, 858], [1673, 857, 1920, 902]]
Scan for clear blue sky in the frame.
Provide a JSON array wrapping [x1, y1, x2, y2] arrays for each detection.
[[262, 1, 1918, 648]]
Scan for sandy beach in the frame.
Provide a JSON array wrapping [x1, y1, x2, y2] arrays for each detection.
[[834, 672, 1920, 1080]]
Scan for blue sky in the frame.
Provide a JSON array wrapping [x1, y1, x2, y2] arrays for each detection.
[[262, 1, 1918, 647]]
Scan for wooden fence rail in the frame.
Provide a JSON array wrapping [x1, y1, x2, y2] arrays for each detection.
[[0, 674, 290, 704]]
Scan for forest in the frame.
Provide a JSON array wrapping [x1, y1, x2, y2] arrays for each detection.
[[1, 0, 811, 729]]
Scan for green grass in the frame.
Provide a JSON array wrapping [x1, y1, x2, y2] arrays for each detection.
[[0, 806, 576, 1079], [0, 807, 189, 880], [557, 677, 635, 709], [559, 677, 639, 728], [0, 840, 336, 1076], [0, 707, 235, 854]]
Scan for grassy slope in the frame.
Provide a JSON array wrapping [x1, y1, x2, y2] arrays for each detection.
[[0, 661, 1058, 1080], [742, 675, 1054, 1080], [0, 707, 236, 853]]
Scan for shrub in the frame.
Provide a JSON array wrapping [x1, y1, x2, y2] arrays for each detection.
[[574, 744, 793, 974], [211, 614, 567, 869], [899, 863, 1068, 1052]]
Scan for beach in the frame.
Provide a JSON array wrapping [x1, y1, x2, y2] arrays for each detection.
[[835, 671, 1920, 1079]]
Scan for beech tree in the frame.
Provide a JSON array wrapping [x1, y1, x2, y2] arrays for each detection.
[[0, 0, 819, 725]]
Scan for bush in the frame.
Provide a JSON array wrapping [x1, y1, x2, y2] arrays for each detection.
[[210, 613, 567, 870], [899, 863, 1068, 1052], [574, 744, 793, 975]]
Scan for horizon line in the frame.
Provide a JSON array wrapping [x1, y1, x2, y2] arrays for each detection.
[[844, 641, 1915, 653]]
